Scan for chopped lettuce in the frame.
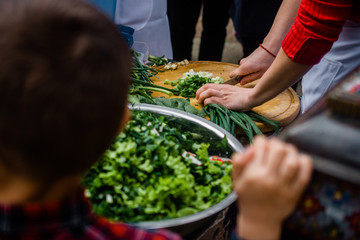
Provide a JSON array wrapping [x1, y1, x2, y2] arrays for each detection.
[[83, 110, 232, 223]]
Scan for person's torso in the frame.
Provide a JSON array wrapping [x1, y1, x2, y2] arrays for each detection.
[[114, 0, 167, 31]]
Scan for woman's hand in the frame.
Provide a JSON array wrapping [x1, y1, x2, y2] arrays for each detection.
[[195, 46, 277, 112], [196, 48, 312, 112], [229, 46, 276, 85], [232, 136, 313, 240], [195, 83, 255, 111]]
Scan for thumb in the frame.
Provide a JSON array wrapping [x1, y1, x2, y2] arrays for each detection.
[[232, 147, 255, 179], [229, 67, 242, 78], [229, 65, 258, 81]]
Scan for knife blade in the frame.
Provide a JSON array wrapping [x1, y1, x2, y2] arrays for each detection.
[[222, 75, 243, 85]]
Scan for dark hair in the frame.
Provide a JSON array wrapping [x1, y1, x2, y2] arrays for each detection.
[[0, 0, 131, 180]]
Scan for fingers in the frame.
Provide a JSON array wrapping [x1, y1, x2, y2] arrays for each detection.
[[240, 72, 263, 86], [229, 67, 256, 79], [265, 138, 287, 173], [239, 57, 248, 65], [232, 147, 255, 180], [270, 140, 312, 194], [203, 96, 227, 107], [196, 88, 224, 104], [196, 84, 219, 102], [279, 144, 300, 183], [252, 137, 305, 187], [251, 136, 268, 165], [229, 56, 259, 78], [293, 154, 313, 192], [229, 56, 250, 77], [196, 84, 222, 100], [196, 84, 238, 103], [229, 68, 240, 78]]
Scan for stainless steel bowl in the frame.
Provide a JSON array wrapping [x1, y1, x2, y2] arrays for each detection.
[[128, 103, 244, 239]]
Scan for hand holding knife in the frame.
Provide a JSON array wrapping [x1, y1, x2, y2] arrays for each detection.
[[222, 75, 244, 85], [222, 71, 259, 86]]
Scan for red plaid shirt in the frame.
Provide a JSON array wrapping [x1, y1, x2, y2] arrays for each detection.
[[0, 190, 182, 240], [282, 0, 360, 65]]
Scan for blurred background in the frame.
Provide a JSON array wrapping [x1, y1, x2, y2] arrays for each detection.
[[192, 17, 243, 64]]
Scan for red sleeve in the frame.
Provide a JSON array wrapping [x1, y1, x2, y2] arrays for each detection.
[[281, 0, 353, 65]]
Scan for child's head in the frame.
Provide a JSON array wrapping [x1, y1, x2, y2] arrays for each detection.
[[0, 0, 131, 182]]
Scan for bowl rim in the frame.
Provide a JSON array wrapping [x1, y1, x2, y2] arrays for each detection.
[[128, 103, 243, 229]]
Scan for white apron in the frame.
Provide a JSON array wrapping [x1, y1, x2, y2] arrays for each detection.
[[114, 0, 173, 58], [301, 20, 360, 113]]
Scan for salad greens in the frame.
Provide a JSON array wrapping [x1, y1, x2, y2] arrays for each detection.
[[83, 110, 232, 223]]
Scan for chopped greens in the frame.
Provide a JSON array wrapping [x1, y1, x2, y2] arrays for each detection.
[[147, 54, 169, 66], [83, 110, 232, 223], [130, 50, 177, 98], [171, 69, 224, 98]]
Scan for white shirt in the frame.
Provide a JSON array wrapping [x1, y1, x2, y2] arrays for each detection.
[[114, 0, 173, 58]]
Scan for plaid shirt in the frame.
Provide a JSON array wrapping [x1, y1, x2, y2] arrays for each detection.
[[0, 189, 182, 240]]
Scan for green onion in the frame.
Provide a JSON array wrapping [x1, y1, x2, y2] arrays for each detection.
[[204, 104, 280, 143]]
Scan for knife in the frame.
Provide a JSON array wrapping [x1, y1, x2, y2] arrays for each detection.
[[222, 75, 243, 85]]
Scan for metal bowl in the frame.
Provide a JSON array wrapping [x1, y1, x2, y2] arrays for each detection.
[[128, 103, 244, 239]]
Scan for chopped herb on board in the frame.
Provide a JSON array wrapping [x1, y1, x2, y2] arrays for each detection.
[[171, 70, 224, 98]]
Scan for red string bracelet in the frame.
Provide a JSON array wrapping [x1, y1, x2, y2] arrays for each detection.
[[259, 44, 276, 58]]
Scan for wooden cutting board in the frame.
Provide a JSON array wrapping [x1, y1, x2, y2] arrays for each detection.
[[151, 61, 300, 133]]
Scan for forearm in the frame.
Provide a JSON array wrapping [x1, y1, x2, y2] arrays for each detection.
[[248, 48, 312, 108], [262, 0, 302, 55], [281, 0, 352, 65], [236, 214, 282, 240]]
